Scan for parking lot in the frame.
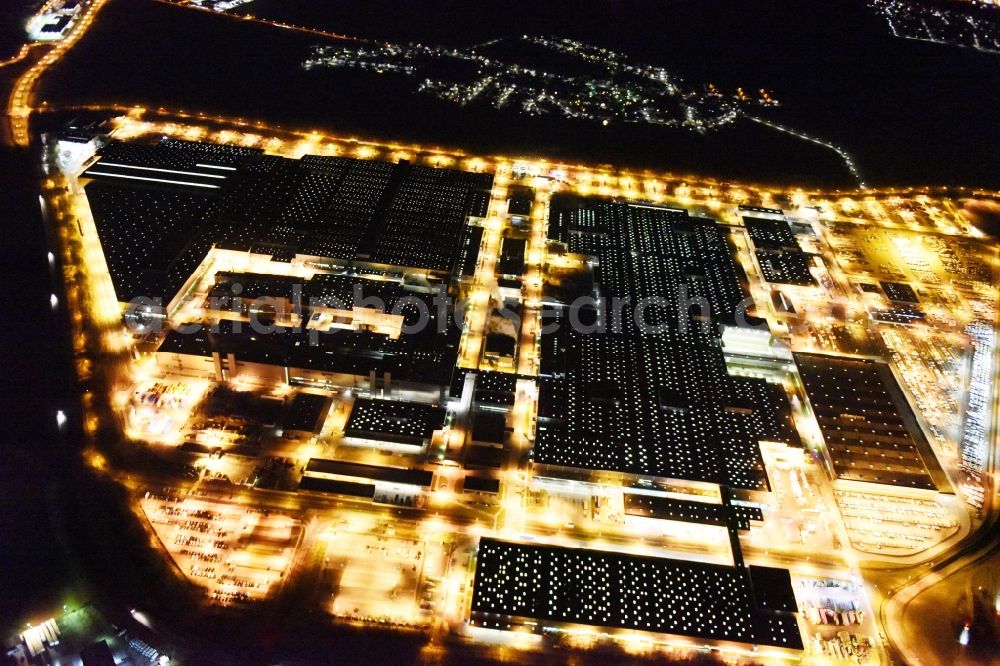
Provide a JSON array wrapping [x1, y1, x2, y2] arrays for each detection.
[[141, 492, 302, 605], [834, 489, 958, 555]]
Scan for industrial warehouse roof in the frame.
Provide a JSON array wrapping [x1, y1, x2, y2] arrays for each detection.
[[624, 494, 764, 531], [740, 215, 816, 286], [464, 444, 507, 469], [548, 198, 750, 323], [473, 371, 518, 407], [471, 410, 509, 445], [742, 216, 801, 251], [470, 539, 802, 650], [208, 270, 430, 318], [747, 566, 799, 613], [506, 185, 535, 217], [880, 281, 919, 304], [282, 392, 331, 434], [533, 198, 797, 490], [755, 249, 817, 286], [344, 398, 446, 445], [794, 353, 946, 491], [305, 458, 433, 487], [88, 137, 262, 173], [625, 493, 728, 525], [497, 236, 527, 277], [484, 332, 516, 358], [157, 292, 460, 387], [84, 182, 222, 309], [83, 138, 493, 305], [457, 225, 484, 278], [462, 475, 501, 494], [298, 476, 376, 499], [535, 324, 798, 490]]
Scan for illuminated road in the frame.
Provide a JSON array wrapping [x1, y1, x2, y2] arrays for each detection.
[[870, 508, 1000, 665], [747, 114, 868, 189], [892, 536, 1000, 665], [0, 43, 37, 70], [871, 348, 1000, 665], [154, 0, 364, 43], [5, 0, 113, 148]]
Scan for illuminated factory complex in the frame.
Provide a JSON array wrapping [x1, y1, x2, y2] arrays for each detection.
[[46, 111, 1000, 664]]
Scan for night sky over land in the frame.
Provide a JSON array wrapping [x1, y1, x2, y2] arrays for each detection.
[[28, 0, 1000, 188]]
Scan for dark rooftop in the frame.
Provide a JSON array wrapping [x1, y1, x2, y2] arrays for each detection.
[[532, 197, 786, 489], [463, 475, 501, 494], [471, 410, 509, 445], [41, 15, 73, 33], [747, 566, 799, 613], [157, 291, 460, 387], [79, 640, 116, 666], [624, 494, 728, 526], [795, 353, 945, 490], [497, 236, 527, 277], [298, 476, 376, 499], [458, 225, 485, 278], [84, 139, 493, 305], [484, 332, 517, 358], [880, 281, 919, 304], [624, 494, 763, 531], [507, 185, 535, 217], [471, 539, 802, 650], [283, 392, 331, 434], [755, 250, 817, 286], [743, 216, 800, 251], [473, 371, 518, 407], [344, 398, 446, 445], [305, 458, 433, 487], [449, 367, 473, 399], [464, 444, 507, 469]]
